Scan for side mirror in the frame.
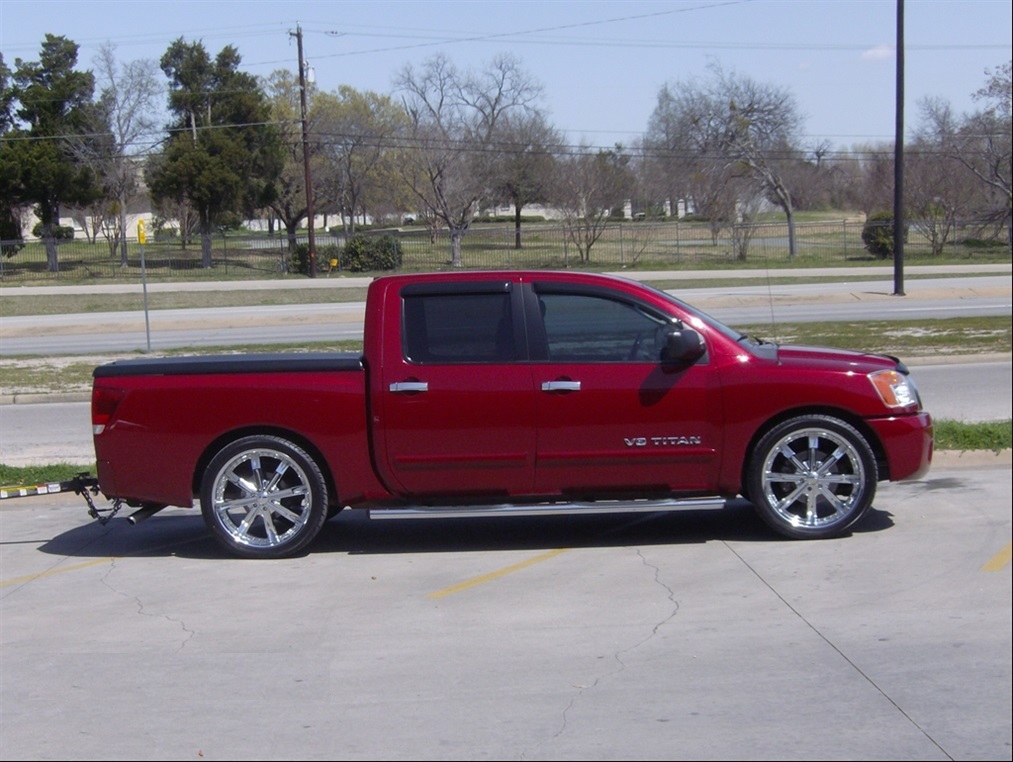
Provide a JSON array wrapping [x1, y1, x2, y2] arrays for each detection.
[[663, 327, 706, 364]]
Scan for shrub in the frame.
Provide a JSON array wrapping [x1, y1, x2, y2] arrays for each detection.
[[31, 223, 75, 241], [862, 211, 908, 259], [341, 235, 403, 273], [290, 243, 342, 275]]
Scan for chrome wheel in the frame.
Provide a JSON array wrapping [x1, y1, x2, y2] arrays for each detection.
[[201, 436, 328, 558], [747, 416, 877, 539]]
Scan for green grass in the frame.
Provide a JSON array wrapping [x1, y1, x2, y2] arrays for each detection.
[[733, 316, 1011, 358], [0, 462, 97, 488], [0, 286, 373, 318], [933, 419, 1012, 453]]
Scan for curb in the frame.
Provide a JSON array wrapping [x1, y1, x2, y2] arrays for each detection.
[[931, 448, 1012, 468], [1, 392, 92, 405]]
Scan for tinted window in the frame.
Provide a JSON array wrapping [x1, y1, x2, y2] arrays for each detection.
[[403, 293, 515, 363], [539, 293, 669, 362]]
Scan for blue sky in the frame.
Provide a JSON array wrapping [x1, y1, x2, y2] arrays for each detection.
[[2, 0, 1010, 151]]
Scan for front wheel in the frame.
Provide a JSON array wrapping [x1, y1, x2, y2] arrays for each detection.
[[200, 435, 329, 559], [746, 416, 878, 539]]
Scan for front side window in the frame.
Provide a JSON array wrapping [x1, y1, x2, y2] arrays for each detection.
[[402, 292, 515, 363], [538, 293, 670, 362]]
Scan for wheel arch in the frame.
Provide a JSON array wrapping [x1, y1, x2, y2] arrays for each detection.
[[192, 426, 340, 506], [739, 405, 889, 495]]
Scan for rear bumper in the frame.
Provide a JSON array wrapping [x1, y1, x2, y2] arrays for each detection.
[[868, 412, 933, 481]]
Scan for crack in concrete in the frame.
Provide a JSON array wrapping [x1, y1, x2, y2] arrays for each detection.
[[99, 559, 197, 651]]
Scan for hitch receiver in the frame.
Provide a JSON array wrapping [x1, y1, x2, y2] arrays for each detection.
[[0, 473, 123, 525]]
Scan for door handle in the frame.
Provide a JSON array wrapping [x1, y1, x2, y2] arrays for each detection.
[[541, 380, 581, 392], [389, 381, 429, 393]]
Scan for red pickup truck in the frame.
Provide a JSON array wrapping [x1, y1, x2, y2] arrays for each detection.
[[91, 270, 933, 558]]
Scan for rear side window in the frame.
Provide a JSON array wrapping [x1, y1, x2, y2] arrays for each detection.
[[402, 292, 516, 363]]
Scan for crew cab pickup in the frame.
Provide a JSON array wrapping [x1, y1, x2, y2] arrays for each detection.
[[91, 270, 933, 558]]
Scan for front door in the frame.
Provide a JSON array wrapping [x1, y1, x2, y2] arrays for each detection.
[[530, 288, 722, 496]]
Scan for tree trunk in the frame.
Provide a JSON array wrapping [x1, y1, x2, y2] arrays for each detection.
[[40, 203, 60, 272], [44, 237, 59, 272], [286, 219, 299, 252], [200, 228, 213, 268], [785, 208, 797, 260], [514, 203, 523, 249], [118, 200, 129, 267], [449, 227, 464, 267], [199, 205, 214, 267]]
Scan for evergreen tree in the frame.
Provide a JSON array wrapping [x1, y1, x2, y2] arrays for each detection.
[[4, 36, 102, 271], [146, 38, 282, 267]]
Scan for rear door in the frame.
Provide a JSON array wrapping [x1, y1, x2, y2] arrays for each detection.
[[377, 279, 537, 498]]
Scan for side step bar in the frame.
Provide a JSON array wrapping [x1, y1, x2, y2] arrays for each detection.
[[368, 497, 729, 520]]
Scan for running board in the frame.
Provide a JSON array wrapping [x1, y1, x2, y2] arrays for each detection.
[[368, 497, 729, 520]]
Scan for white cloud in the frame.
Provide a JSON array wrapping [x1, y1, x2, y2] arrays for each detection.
[[861, 45, 895, 62]]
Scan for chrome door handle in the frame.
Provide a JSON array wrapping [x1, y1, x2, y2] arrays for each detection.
[[389, 381, 429, 393], [541, 380, 581, 392]]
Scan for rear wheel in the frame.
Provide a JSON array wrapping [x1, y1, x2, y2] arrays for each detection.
[[746, 415, 877, 539], [200, 435, 328, 558]]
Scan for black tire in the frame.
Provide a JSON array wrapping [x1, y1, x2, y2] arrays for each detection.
[[746, 415, 878, 539], [200, 435, 329, 559]]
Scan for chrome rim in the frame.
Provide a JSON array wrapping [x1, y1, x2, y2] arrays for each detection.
[[210, 448, 313, 549], [760, 427, 866, 530]]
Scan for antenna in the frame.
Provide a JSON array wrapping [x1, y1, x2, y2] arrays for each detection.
[[765, 257, 780, 357]]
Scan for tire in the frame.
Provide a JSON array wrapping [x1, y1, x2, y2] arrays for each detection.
[[746, 415, 878, 540], [200, 435, 329, 559]]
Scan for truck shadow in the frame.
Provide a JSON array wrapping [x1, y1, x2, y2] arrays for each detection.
[[36, 500, 895, 560]]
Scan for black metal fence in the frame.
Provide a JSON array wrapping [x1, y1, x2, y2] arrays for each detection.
[[1, 218, 1009, 285]]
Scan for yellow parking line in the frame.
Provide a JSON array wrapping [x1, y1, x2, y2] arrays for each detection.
[[1, 557, 118, 588], [427, 548, 570, 599], [981, 543, 1012, 572]]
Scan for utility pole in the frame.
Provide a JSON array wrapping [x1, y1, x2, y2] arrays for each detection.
[[291, 23, 317, 277], [893, 0, 905, 296]]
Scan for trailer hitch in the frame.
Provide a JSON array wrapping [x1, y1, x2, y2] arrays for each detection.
[[0, 473, 124, 525]]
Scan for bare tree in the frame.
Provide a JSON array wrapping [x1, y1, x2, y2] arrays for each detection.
[[314, 86, 408, 234], [711, 65, 804, 258], [910, 98, 982, 254], [551, 144, 635, 262], [969, 60, 1012, 217], [645, 64, 805, 257], [918, 62, 1011, 249], [848, 143, 895, 216], [395, 53, 543, 266], [90, 43, 162, 264], [264, 69, 323, 250], [643, 80, 731, 228], [481, 110, 560, 248], [730, 187, 767, 260]]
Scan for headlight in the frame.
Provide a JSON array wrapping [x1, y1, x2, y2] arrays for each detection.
[[869, 369, 920, 409]]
